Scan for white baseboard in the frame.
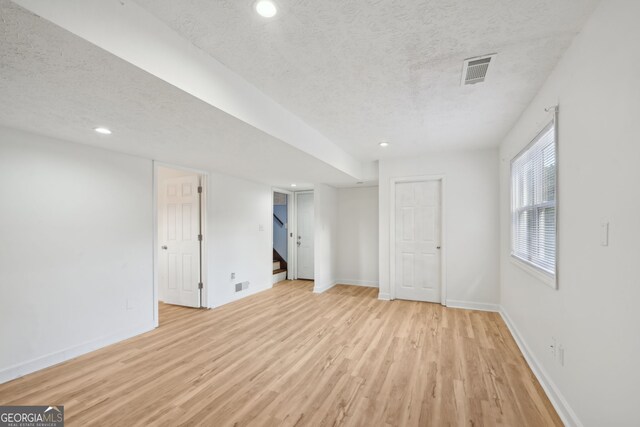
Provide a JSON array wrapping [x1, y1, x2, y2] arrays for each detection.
[[336, 279, 379, 288], [0, 322, 155, 385], [313, 281, 337, 294], [211, 282, 272, 308], [499, 306, 583, 427], [377, 292, 391, 301], [445, 299, 500, 312]]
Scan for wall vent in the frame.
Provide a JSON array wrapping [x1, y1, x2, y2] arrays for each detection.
[[461, 54, 496, 85], [235, 281, 250, 292]]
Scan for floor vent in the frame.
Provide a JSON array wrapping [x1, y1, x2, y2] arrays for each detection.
[[462, 54, 496, 85]]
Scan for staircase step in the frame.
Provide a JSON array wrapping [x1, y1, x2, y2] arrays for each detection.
[[273, 261, 280, 270], [272, 270, 287, 285], [273, 268, 286, 275]]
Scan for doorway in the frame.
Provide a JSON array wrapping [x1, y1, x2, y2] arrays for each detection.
[[155, 165, 207, 315], [296, 191, 314, 280], [391, 178, 444, 303], [272, 191, 290, 284]]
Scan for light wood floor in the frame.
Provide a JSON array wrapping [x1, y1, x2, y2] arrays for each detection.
[[0, 281, 561, 426]]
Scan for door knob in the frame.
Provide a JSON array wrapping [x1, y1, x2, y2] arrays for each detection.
[[161, 245, 168, 250], [436, 246, 441, 249]]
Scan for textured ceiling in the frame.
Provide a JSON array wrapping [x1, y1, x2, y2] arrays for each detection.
[[0, 1, 356, 189], [135, 0, 600, 160]]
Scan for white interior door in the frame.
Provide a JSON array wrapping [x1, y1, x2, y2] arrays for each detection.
[[159, 175, 201, 308], [296, 192, 314, 280], [395, 180, 442, 303]]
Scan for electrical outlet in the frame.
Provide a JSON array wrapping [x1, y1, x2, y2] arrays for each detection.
[[231, 272, 236, 280], [550, 337, 557, 358]]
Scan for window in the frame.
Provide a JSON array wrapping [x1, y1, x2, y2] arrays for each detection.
[[511, 120, 557, 279]]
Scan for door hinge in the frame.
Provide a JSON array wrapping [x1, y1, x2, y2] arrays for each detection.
[[197, 185, 202, 194], [198, 282, 203, 289], [198, 234, 203, 241]]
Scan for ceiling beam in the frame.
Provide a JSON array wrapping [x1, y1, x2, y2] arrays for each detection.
[[13, 0, 365, 180]]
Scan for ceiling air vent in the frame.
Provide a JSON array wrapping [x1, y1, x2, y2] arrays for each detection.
[[461, 54, 496, 86]]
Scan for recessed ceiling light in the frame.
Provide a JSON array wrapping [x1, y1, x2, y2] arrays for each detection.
[[379, 141, 389, 147], [255, 0, 277, 18], [290, 183, 297, 187], [94, 127, 112, 135]]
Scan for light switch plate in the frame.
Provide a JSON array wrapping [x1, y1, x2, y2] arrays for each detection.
[[601, 220, 609, 246]]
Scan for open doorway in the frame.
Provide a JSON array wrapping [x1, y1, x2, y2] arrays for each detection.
[[273, 189, 314, 284], [272, 190, 292, 284], [155, 164, 207, 325]]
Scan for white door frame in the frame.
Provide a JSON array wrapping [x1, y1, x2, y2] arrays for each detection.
[[153, 161, 209, 327], [272, 188, 295, 280], [389, 175, 447, 304], [293, 190, 314, 280]]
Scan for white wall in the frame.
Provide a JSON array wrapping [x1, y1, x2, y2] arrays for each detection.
[[207, 172, 272, 307], [157, 166, 195, 180], [0, 126, 154, 383], [0, 126, 276, 382], [156, 165, 273, 309], [498, 2, 640, 425], [336, 187, 379, 287], [379, 150, 500, 307], [314, 184, 338, 293]]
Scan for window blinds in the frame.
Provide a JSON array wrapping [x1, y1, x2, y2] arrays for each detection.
[[511, 120, 557, 276]]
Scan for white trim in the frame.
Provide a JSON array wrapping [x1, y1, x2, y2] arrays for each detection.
[[291, 192, 298, 279], [0, 322, 155, 385], [152, 163, 159, 327], [389, 175, 447, 303], [377, 292, 391, 301], [336, 279, 379, 288], [499, 306, 583, 427], [510, 257, 557, 288], [313, 281, 337, 294], [153, 162, 209, 311], [209, 283, 273, 309], [445, 300, 500, 312]]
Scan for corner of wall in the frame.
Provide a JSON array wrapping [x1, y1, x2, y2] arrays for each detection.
[[313, 281, 337, 294]]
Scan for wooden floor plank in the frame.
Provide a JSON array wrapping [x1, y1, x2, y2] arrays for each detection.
[[0, 281, 562, 426]]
